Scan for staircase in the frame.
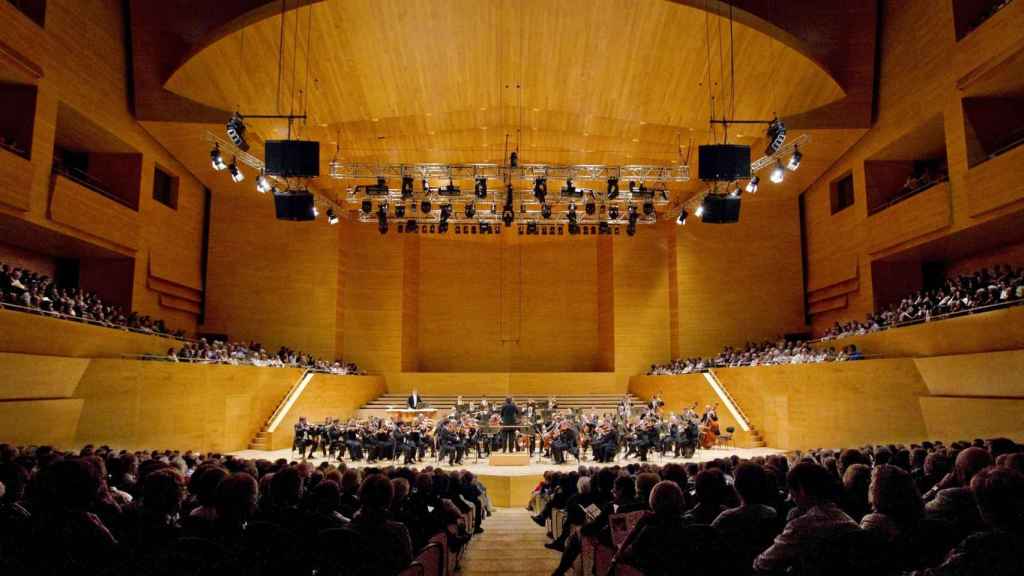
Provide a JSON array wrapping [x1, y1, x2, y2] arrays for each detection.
[[248, 370, 315, 450], [358, 393, 642, 419]]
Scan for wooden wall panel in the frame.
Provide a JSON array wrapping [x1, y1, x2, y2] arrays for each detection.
[[914, 350, 1024, 397], [0, 307, 185, 358], [72, 360, 300, 453], [385, 372, 624, 396], [49, 174, 141, 251], [0, 146, 33, 211], [0, 399, 83, 447], [0, 352, 88, 399], [866, 183, 952, 255], [0, 240, 55, 275], [965, 143, 1024, 217], [919, 396, 1024, 442], [270, 374, 387, 450], [716, 360, 930, 450], [945, 240, 1024, 276], [597, 235, 615, 371]]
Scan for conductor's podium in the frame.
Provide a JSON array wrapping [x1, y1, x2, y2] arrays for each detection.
[[489, 452, 530, 466]]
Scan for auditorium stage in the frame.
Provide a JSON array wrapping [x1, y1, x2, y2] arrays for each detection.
[[229, 445, 784, 507]]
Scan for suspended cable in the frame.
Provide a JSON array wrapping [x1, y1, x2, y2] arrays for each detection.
[[276, 0, 286, 114]]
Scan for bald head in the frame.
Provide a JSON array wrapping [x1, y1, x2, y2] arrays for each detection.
[[954, 447, 993, 485]]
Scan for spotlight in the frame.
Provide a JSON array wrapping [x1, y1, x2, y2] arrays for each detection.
[[440, 204, 453, 221], [465, 202, 476, 218], [626, 222, 637, 236], [770, 160, 785, 184], [509, 150, 518, 168], [541, 203, 552, 219], [607, 178, 620, 200], [361, 199, 373, 214], [420, 199, 432, 213], [585, 192, 596, 216], [421, 179, 431, 193], [729, 184, 742, 198], [395, 203, 406, 218], [226, 112, 249, 151], [695, 204, 705, 219], [628, 204, 639, 224], [255, 169, 272, 193], [313, 205, 319, 218], [765, 117, 787, 156], [642, 200, 654, 216], [527, 221, 538, 235], [676, 208, 688, 225], [210, 144, 227, 171], [228, 157, 244, 183], [438, 220, 448, 233], [401, 176, 414, 198], [475, 177, 488, 199], [745, 176, 759, 194], [563, 178, 576, 196], [567, 202, 578, 225], [327, 208, 339, 225], [533, 178, 547, 202], [377, 204, 388, 234], [405, 218, 418, 232], [609, 205, 620, 220], [787, 145, 802, 171]]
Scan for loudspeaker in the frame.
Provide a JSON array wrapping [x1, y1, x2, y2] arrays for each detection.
[[265, 140, 320, 178], [698, 144, 751, 182], [700, 194, 742, 224], [273, 190, 316, 221]]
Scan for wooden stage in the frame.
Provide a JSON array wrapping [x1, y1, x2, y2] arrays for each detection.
[[229, 445, 784, 507]]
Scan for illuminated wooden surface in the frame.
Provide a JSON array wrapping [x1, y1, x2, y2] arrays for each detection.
[[269, 373, 386, 450], [0, 307, 186, 358]]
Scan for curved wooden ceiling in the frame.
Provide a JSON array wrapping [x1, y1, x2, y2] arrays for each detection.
[[165, 0, 844, 167]]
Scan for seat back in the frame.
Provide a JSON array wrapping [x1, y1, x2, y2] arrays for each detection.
[[316, 527, 371, 576]]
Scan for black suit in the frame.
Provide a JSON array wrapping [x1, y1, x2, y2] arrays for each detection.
[[407, 392, 421, 409], [499, 401, 520, 452]]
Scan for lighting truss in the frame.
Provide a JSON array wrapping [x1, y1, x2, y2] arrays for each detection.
[[329, 162, 691, 182], [750, 133, 810, 174]]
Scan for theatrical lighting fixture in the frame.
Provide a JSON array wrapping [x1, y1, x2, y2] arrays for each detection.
[[327, 209, 339, 225], [770, 159, 785, 184], [527, 222, 538, 235], [676, 208, 688, 225], [406, 218, 418, 232], [228, 157, 244, 183], [642, 199, 654, 216], [585, 192, 596, 216], [746, 175, 759, 194], [420, 199, 432, 213], [628, 204, 639, 224], [210, 144, 227, 171], [464, 202, 476, 218], [255, 169, 272, 193], [541, 203, 552, 219], [730, 184, 742, 198], [395, 203, 406, 218], [401, 176, 414, 198], [626, 222, 637, 236], [361, 199, 373, 215], [562, 178, 579, 197], [765, 117, 787, 156], [474, 177, 488, 199], [226, 112, 249, 151], [312, 205, 320, 218], [509, 151, 518, 168], [377, 204, 388, 234], [695, 204, 705, 219], [787, 145, 802, 171], [567, 202, 578, 225], [609, 205, 620, 220], [480, 221, 492, 234], [599, 221, 611, 234], [533, 178, 548, 202], [607, 178, 620, 200]]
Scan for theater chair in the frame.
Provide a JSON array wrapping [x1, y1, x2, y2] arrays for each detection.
[[717, 426, 735, 448], [404, 537, 446, 576]]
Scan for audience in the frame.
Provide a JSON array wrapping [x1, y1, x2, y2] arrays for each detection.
[[168, 338, 363, 374], [0, 261, 181, 337], [0, 443, 486, 575], [648, 341, 861, 375]]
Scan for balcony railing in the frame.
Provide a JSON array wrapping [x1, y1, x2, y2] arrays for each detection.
[[51, 162, 135, 210]]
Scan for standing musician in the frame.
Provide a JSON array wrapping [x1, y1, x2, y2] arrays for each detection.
[[479, 395, 491, 415], [293, 416, 312, 458], [617, 395, 632, 422], [699, 403, 721, 449], [648, 391, 665, 414], [499, 396, 520, 453], [407, 388, 423, 409]]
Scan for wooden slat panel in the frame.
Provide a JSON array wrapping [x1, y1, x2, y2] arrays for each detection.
[[966, 144, 1024, 217], [49, 174, 140, 251], [0, 307, 182, 358], [866, 182, 952, 255], [807, 252, 859, 292]]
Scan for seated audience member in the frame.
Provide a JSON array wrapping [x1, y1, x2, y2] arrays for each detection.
[[862, 464, 952, 571], [924, 447, 992, 540], [349, 474, 413, 575], [120, 467, 186, 552], [712, 463, 781, 573], [684, 468, 729, 525], [204, 472, 259, 546], [753, 462, 860, 574], [914, 466, 1024, 576], [841, 463, 872, 522]]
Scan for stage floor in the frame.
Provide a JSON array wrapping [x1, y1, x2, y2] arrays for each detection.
[[228, 445, 784, 477]]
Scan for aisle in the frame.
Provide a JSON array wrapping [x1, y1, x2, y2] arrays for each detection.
[[460, 507, 561, 575]]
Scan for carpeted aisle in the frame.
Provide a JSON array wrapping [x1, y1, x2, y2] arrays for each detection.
[[460, 507, 561, 575]]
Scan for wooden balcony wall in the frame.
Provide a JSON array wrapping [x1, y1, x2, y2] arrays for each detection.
[[49, 173, 140, 251]]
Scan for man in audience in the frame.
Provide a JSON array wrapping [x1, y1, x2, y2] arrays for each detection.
[[924, 446, 992, 540]]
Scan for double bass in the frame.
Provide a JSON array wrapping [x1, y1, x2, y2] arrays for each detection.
[[698, 404, 720, 449]]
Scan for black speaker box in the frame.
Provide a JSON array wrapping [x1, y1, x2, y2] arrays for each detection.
[[265, 140, 320, 178], [273, 190, 316, 221], [700, 194, 742, 224], [698, 144, 751, 181]]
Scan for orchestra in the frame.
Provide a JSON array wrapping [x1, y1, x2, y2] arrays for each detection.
[[290, 394, 721, 466]]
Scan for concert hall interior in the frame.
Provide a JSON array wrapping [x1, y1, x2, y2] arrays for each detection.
[[2, 0, 1024, 575]]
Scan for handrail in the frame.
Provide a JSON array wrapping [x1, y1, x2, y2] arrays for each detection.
[[810, 298, 1024, 344], [266, 370, 315, 433], [120, 353, 366, 374], [704, 370, 750, 432], [0, 302, 189, 341]]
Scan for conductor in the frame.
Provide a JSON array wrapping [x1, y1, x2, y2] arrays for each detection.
[[499, 396, 520, 452], [407, 388, 423, 409]]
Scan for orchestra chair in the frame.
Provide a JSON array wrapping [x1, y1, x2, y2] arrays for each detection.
[[717, 426, 735, 448]]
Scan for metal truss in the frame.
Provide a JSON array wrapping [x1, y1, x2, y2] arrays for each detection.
[[329, 161, 691, 182]]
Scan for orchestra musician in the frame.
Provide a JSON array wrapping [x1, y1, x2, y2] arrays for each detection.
[[551, 421, 579, 464], [648, 391, 665, 414], [344, 418, 364, 461], [499, 396, 520, 453], [438, 419, 465, 466], [293, 416, 312, 458], [407, 388, 423, 409]]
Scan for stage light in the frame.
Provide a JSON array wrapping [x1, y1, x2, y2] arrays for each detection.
[[465, 202, 476, 218], [420, 199, 432, 213], [226, 112, 249, 151], [695, 204, 705, 218], [395, 203, 406, 218], [210, 144, 227, 171], [533, 178, 547, 202], [421, 179, 431, 193], [563, 178, 576, 196], [765, 117, 787, 156], [527, 222, 538, 235], [541, 203, 552, 219], [628, 204, 639, 224], [401, 176, 414, 198], [567, 202, 578, 225], [255, 169, 272, 193], [770, 160, 785, 184], [609, 205, 620, 220], [729, 184, 742, 198], [626, 222, 637, 236], [787, 145, 802, 171], [585, 192, 596, 216], [406, 218, 418, 232], [377, 203, 388, 234], [361, 199, 373, 215], [607, 178, 620, 200], [676, 208, 688, 225], [745, 175, 759, 194], [228, 157, 244, 183], [327, 209, 339, 225], [312, 205, 319, 218], [642, 199, 654, 216], [509, 150, 518, 168], [475, 177, 488, 199]]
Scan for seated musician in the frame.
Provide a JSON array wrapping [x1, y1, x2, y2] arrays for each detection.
[[551, 421, 580, 464], [592, 419, 618, 463], [438, 419, 465, 466], [343, 419, 364, 461]]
